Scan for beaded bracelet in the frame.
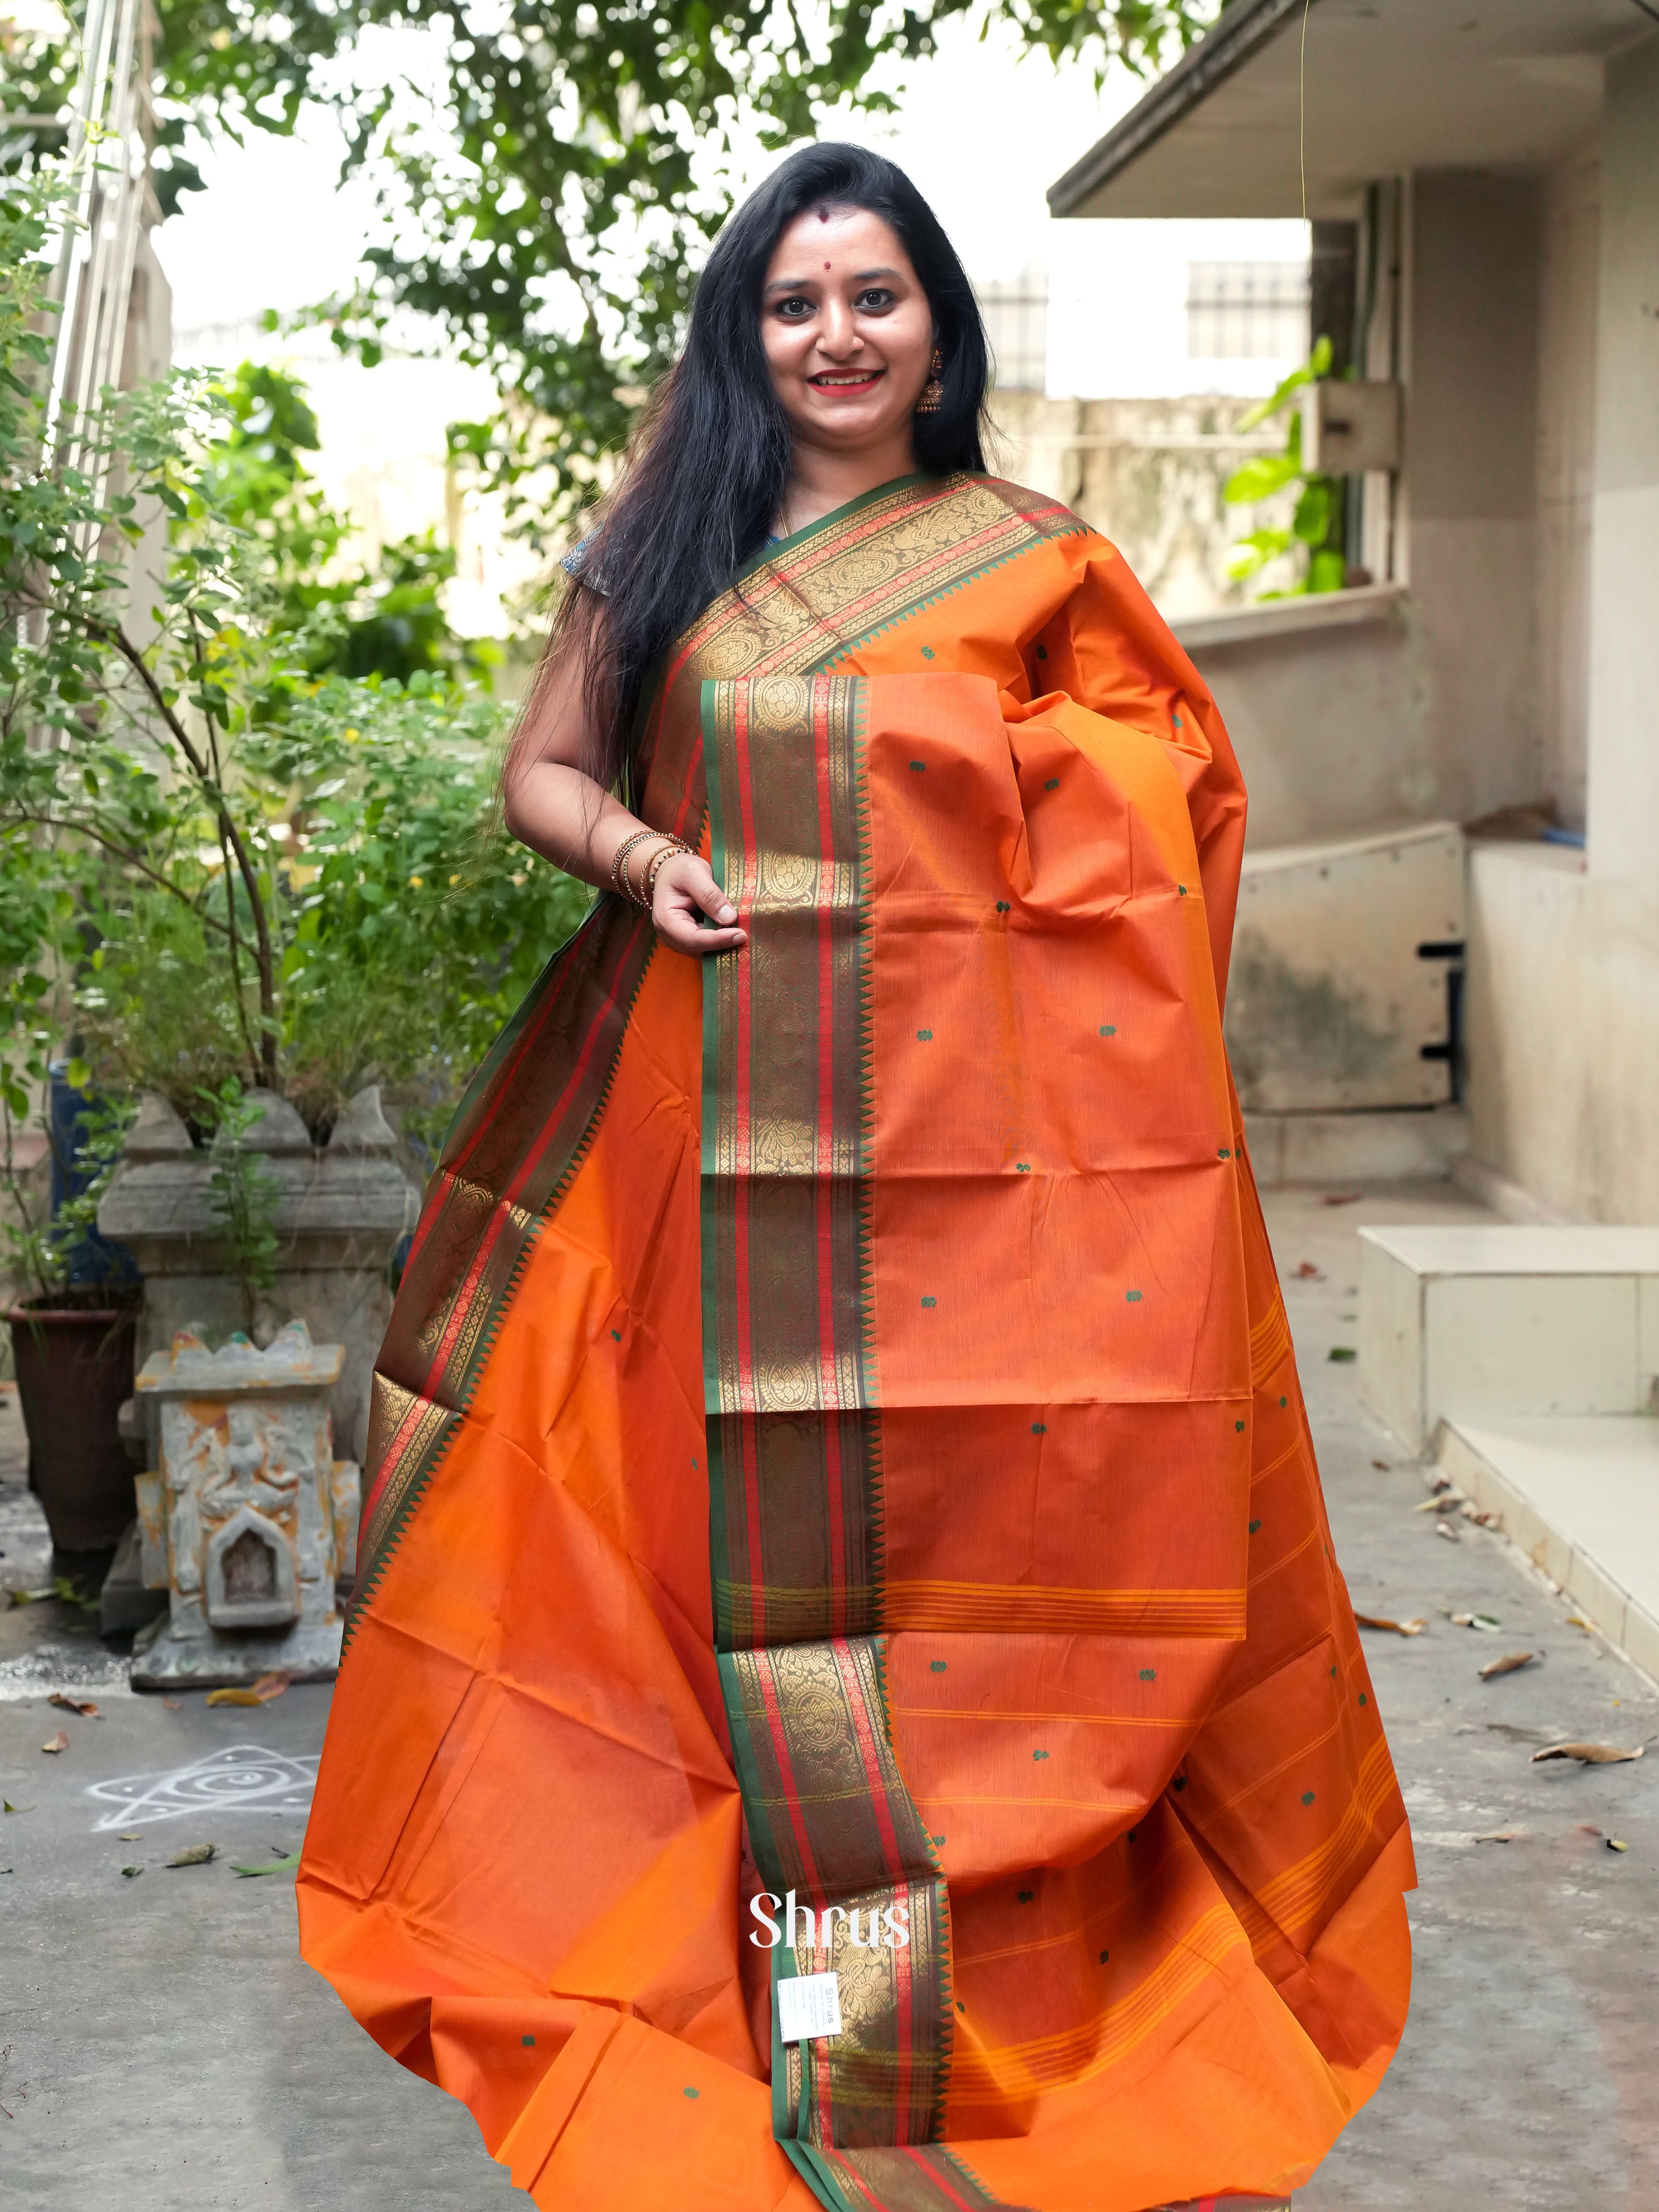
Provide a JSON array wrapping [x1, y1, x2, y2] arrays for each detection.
[[641, 837, 691, 911], [610, 830, 666, 904], [611, 830, 695, 910]]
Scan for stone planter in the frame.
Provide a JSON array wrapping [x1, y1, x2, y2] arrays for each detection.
[[129, 1319, 360, 1689], [98, 1085, 420, 1466]]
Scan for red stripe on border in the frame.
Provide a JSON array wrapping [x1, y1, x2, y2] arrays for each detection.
[[890, 1889, 916, 2138], [903, 2149, 975, 2210], [728, 684, 768, 1641], [811, 676, 849, 1630]]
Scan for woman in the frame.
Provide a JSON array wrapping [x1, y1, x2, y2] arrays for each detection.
[[300, 143, 1413, 2212]]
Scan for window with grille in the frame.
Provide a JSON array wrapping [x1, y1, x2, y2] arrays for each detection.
[[976, 274, 1048, 392], [1186, 262, 1310, 360]]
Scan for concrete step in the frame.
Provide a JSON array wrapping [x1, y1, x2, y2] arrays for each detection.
[[1245, 1105, 1468, 1188], [1359, 1223, 1659, 1452], [1438, 1413, 1659, 1685]]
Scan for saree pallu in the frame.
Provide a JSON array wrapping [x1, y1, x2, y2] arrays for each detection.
[[298, 473, 1413, 2212]]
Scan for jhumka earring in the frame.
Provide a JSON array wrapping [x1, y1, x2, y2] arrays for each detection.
[[915, 347, 944, 414]]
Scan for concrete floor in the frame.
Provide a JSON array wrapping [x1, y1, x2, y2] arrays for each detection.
[[3, 1178, 1657, 2210]]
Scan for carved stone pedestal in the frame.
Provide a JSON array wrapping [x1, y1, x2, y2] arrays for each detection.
[[99, 1084, 420, 1466], [130, 1321, 360, 1691]]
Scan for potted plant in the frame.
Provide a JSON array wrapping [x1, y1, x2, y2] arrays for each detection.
[[1, 1079, 140, 1565], [2, 171, 586, 1462]]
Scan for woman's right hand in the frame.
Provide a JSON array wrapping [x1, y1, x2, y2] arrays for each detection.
[[651, 849, 748, 956]]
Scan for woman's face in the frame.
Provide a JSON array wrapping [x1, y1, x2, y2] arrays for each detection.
[[759, 205, 935, 460]]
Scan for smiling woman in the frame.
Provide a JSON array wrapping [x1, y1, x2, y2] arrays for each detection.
[[300, 142, 1412, 2212], [488, 149, 992, 951], [759, 207, 941, 539]]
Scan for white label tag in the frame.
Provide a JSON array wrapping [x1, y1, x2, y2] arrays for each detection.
[[776, 1971, 842, 2042]]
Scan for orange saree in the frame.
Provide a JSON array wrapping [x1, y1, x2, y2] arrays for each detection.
[[298, 472, 1413, 2212]]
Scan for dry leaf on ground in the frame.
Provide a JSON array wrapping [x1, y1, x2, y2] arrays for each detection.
[[1321, 1192, 1363, 1206], [1474, 1830, 1521, 1843], [47, 1694, 100, 1718], [1415, 1493, 1463, 1513], [1451, 1611, 1504, 1632], [1294, 1261, 1323, 1279], [1355, 1613, 1427, 1636], [40, 1732, 68, 1754], [121, 1865, 143, 1878], [117, 1830, 141, 1841], [166, 1841, 216, 1866], [1531, 1742, 1645, 1765], [1480, 1652, 1537, 1679], [161, 1697, 182, 1710], [1372, 1459, 1391, 1471], [205, 1670, 291, 1708], [1436, 1522, 1461, 1542]]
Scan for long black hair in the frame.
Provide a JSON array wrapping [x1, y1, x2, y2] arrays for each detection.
[[516, 141, 992, 794]]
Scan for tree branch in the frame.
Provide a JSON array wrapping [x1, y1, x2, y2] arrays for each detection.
[[67, 600, 281, 1088]]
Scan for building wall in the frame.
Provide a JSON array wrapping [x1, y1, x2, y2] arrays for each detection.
[[1187, 611, 1423, 849], [1534, 148, 1600, 832], [1466, 843, 1659, 1222], [990, 389, 1299, 618], [1152, 169, 1555, 853], [1399, 169, 1545, 825], [1583, 32, 1659, 899], [1465, 32, 1659, 1224]]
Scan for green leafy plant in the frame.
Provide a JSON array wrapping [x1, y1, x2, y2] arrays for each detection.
[[198, 360, 500, 686], [1222, 337, 1348, 599], [0, 1082, 135, 1308], [1, 170, 588, 1183], [199, 1077, 281, 1335]]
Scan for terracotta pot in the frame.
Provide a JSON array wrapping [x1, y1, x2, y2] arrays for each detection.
[[4, 1301, 138, 1552]]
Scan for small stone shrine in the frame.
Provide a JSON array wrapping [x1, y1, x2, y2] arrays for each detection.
[[131, 1319, 360, 1690]]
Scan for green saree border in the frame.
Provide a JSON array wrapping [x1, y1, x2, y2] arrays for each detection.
[[701, 670, 980, 2190]]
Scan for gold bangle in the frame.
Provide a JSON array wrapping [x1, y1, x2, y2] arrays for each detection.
[[610, 830, 664, 903], [641, 837, 690, 912]]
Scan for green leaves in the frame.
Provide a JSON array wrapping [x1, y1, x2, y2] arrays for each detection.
[[131, 0, 1221, 539], [1223, 338, 1346, 600], [1222, 450, 1302, 506], [1236, 332, 1333, 434], [201, 1079, 283, 1334], [0, 168, 589, 1206]]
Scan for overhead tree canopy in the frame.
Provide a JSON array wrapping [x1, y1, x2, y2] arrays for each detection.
[[9, 0, 1220, 543]]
